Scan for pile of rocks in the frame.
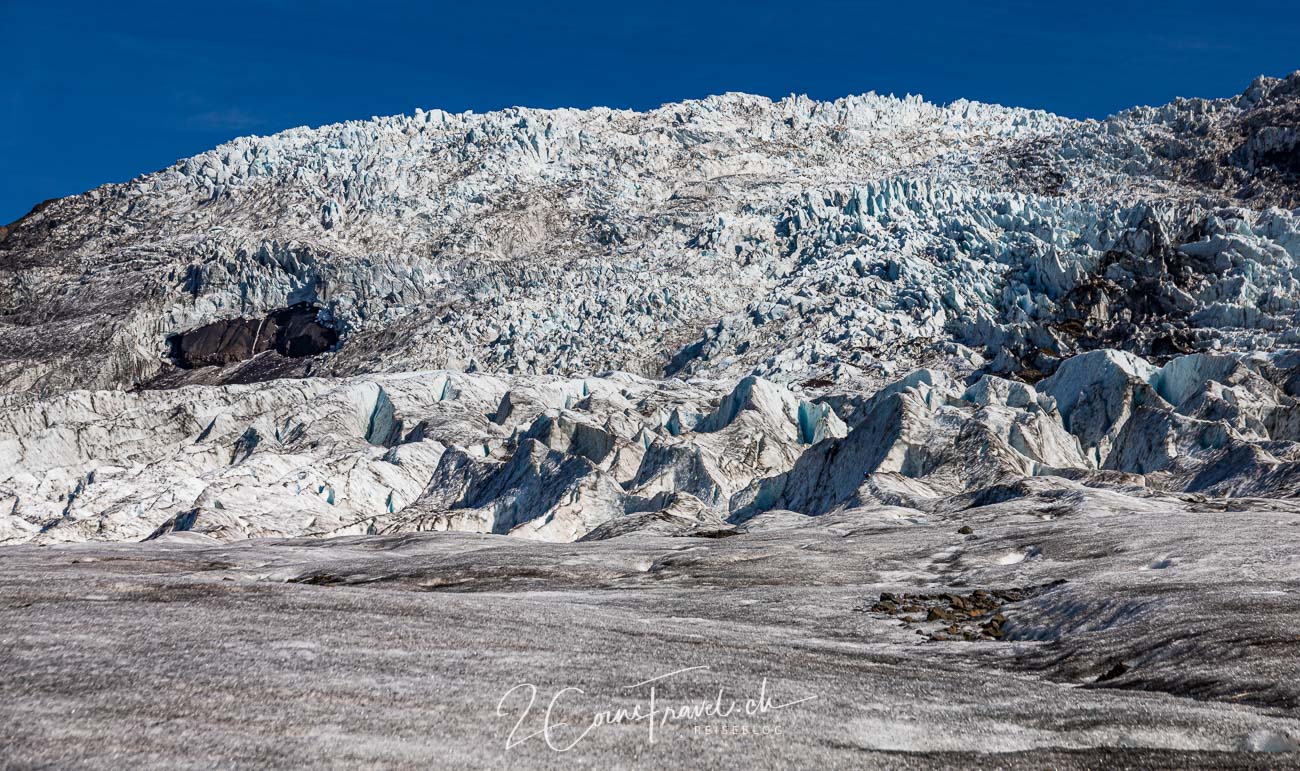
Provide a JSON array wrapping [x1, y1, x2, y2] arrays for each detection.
[[863, 581, 1067, 642]]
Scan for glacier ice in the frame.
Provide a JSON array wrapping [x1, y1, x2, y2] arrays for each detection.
[[4, 348, 1300, 544], [0, 74, 1299, 545], [4, 73, 1300, 767]]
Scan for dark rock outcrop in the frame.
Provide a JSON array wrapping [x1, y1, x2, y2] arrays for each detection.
[[167, 304, 338, 369]]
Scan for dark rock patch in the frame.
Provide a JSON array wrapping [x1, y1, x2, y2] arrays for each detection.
[[167, 303, 338, 369], [1095, 661, 1131, 682], [0, 198, 60, 251], [859, 581, 1066, 642]]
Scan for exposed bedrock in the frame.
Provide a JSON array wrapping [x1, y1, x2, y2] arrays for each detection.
[[167, 303, 339, 369]]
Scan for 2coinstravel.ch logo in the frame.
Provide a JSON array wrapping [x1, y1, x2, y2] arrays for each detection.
[[497, 666, 817, 752]]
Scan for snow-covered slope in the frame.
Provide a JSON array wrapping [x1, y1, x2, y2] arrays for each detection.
[[1, 74, 1299, 545]]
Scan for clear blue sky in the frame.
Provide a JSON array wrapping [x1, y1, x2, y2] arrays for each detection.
[[4, 0, 1298, 224]]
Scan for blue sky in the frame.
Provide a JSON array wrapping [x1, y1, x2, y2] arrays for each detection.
[[3, 0, 1298, 223]]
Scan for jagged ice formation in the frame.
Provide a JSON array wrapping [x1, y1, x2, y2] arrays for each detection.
[[2, 73, 1299, 544]]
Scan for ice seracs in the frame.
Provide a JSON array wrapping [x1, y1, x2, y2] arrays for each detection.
[[3, 347, 1299, 544], [4, 75, 1300, 397], [1, 74, 1299, 544]]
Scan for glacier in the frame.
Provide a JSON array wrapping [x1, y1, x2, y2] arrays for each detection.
[[2, 73, 1299, 547], [2, 73, 1300, 767]]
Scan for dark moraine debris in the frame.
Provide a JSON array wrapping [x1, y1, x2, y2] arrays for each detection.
[[167, 303, 339, 369], [861, 580, 1068, 642]]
